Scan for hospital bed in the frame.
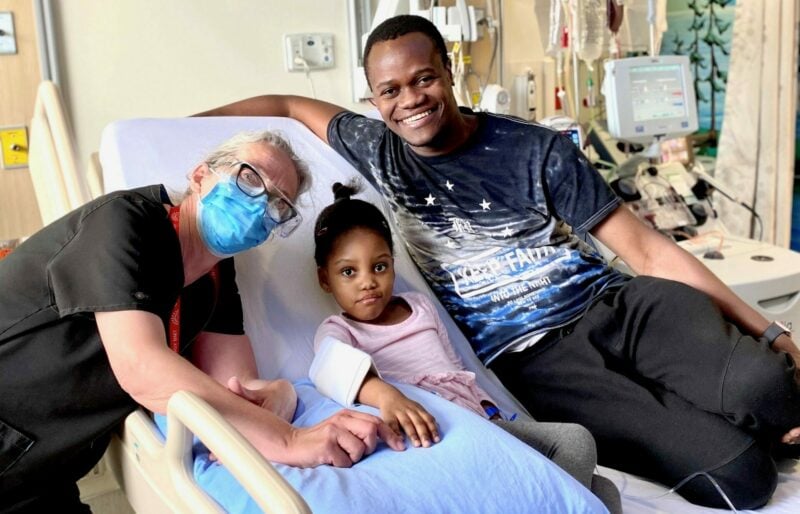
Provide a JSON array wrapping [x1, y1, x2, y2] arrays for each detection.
[[29, 83, 800, 513]]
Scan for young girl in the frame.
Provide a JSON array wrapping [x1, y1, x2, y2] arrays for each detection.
[[312, 181, 621, 513]]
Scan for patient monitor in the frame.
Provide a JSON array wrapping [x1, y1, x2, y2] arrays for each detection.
[[602, 55, 699, 145]]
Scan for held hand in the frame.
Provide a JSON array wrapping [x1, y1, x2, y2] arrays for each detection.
[[379, 391, 440, 448], [227, 376, 298, 422], [781, 427, 800, 445], [288, 409, 405, 468]]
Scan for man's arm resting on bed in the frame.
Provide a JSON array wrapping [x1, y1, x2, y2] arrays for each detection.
[[592, 207, 798, 350], [96, 310, 405, 467], [194, 95, 346, 144]]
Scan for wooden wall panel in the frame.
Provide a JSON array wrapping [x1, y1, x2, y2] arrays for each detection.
[[0, 0, 41, 241]]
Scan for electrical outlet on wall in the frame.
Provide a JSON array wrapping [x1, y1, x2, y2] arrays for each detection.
[[284, 33, 335, 72]]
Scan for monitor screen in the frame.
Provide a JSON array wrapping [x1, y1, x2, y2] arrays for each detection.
[[538, 115, 584, 149], [602, 56, 698, 144], [561, 127, 582, 147]]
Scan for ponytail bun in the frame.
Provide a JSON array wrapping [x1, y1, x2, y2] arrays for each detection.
[[332, 179, 362, 202]]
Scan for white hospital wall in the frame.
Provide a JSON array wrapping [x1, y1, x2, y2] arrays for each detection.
[[52, 0, 365, 173], [52, 1, 545, 174]]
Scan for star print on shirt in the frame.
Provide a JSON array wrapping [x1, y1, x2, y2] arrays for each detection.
[[445, 180, 454, 191], [480, 199, 491, 211], [502, 226, 514, 238], [425, 194, 436, 206]]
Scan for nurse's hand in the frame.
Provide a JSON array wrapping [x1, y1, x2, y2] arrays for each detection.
[[289, 410, 405, 468], [781, 427, 800, 445], [227, 376, 297, 422]]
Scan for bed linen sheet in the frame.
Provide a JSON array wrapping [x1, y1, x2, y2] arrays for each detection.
[[156, 380, 606, 514], [100, 116, 800, 514]]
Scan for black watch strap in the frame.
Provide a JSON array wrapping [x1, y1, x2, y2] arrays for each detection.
[[762, 321, 791, 347]]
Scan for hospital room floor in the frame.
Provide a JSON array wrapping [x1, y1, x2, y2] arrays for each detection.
[[85, 489, 134, 514]]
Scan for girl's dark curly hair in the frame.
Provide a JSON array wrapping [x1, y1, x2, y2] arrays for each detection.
[[313, 180, 393, 267]]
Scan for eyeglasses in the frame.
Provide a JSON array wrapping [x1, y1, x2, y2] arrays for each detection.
[[210, 160, 302, 237]]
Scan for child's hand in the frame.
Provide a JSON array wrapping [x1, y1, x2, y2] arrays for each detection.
[[379, 391, 440, 448]]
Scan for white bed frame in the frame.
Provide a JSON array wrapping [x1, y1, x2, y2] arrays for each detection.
[[27, 80, 800, 514]]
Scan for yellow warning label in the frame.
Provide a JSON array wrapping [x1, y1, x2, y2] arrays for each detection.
[[0, 127, 28, 168]]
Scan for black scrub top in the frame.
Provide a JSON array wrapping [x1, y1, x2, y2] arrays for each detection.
[[0, 184, 244, 490]]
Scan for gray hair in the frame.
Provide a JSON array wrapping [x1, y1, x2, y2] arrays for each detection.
[[203, 130, 311, 197]]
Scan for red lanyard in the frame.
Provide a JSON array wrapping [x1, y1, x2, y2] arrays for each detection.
[[168, 205, 219, 353]]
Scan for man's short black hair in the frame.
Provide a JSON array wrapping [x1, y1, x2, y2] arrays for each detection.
[[363, 15, 449, 86]]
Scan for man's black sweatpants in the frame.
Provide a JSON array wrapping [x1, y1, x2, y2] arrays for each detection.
[[491, 276, 799, 509]]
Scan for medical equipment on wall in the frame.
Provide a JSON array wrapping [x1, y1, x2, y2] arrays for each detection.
[[511, 70, 536, 120], [347, 0, 492, 102], [542, 0, 609, 120], [450, 41, 472, 107], [284, 33, 335, 100], [478, 83, 510, 114]]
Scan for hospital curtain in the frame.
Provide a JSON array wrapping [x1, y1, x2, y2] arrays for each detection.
[[714, 0, 798, 246]]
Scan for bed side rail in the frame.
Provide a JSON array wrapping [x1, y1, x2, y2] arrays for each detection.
[[28, 80, 91, 224], [166, 390, 312, 514]]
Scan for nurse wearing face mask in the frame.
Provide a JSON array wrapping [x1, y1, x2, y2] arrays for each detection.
[[0, 130, 404, 514]]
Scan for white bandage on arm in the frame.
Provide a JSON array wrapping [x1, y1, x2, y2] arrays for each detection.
[[308, 336, 381, 407]]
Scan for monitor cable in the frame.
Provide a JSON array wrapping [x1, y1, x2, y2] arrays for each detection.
[[293, 56, 317, 100], [616, 470, 738, 512], [689, 164, 764, 241]]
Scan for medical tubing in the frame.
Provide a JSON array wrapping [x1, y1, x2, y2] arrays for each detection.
[[691, 162, 763, 240], [620, 471, 738, 512], [546, 0, 564, 56], [480, 11, 499, 91], [743, 203, 764, 241], [293, 56, 317, 99]]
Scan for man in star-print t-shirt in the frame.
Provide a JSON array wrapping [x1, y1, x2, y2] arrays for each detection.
[[327, 109, 628, 363]]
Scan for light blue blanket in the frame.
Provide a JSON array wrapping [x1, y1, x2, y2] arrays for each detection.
[[155, 381, 606, 513]]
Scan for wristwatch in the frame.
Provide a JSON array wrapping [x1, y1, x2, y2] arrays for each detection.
[[762, 321, 791, 348]]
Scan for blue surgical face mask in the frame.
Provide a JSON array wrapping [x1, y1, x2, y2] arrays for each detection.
[[197, 175, 277, 257]]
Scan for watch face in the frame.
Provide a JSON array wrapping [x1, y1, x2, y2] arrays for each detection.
[[776, 321, 791, 333]]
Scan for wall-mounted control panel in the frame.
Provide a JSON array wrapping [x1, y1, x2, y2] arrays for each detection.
[[284, 33, 334, 72]]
